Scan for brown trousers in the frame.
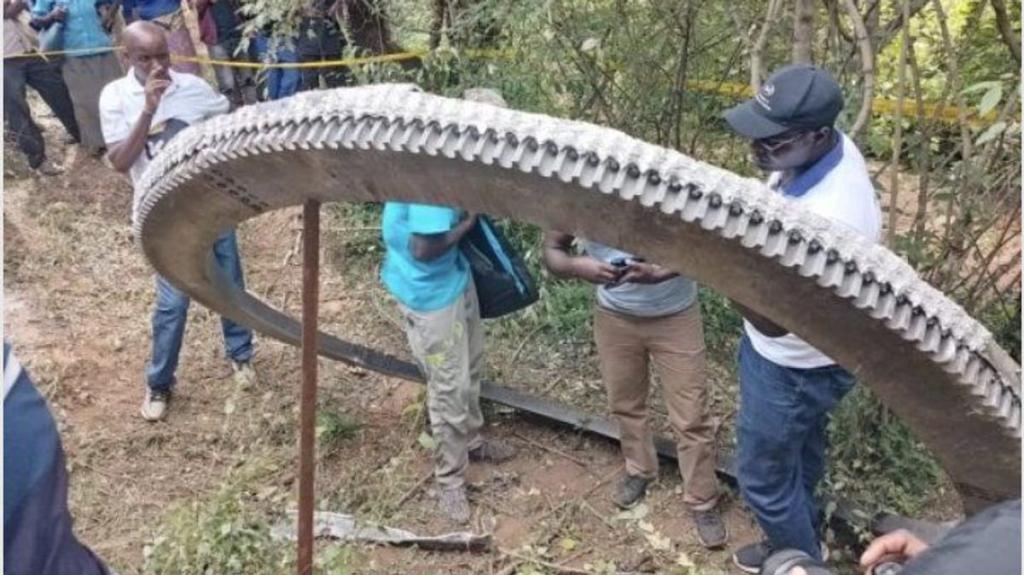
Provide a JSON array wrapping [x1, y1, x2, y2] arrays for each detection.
[[594, 304, 719, 509]]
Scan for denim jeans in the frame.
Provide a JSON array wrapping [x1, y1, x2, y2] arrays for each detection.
[[145, 230, 253, 391], [250, 34, 300, 101], [736, 335, 855, 559]]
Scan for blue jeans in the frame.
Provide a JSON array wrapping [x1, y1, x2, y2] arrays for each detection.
[[250, 34, 300, 100], [736, 335, 855, 559], [145, 231, 253, 391]]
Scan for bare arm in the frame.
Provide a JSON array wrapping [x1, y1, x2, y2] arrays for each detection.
[[409, 213, 477, 262], [106, 66, 170, 173], [541, 231, 620, 284], [731, 300, 789, 337], [4, 0, 25, 20], [106, 110, 154, 173]]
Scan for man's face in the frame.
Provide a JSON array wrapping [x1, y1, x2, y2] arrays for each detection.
[[750, 128, 825, 172], [128, 36, 171, 81]]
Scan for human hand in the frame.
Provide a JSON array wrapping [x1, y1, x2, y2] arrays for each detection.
[[48, 4, 67, 22], [860, 529, 928, 570], [572, 257, 622, 284], [143, 65, 171, 114], [619, 262, 674, 284]]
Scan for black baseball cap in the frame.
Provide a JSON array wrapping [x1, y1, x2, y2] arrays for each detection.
[[724, 65, 844, 140]]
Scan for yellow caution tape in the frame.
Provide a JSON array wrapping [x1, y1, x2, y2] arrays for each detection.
[[4, 44, 1005, 126]]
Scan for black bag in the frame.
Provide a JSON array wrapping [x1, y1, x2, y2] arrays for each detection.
[[460, 215, 539, 319]]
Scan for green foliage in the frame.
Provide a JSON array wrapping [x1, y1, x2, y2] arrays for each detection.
[[697, 288, 743, 363], [144, 460, 360, 574], [143, 461, 291, 575], [316, 410, 363, 452], [826, 387, 942, 516]]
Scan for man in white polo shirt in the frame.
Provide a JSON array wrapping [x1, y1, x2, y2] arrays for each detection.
[[721, 65, 881, 572], [99, 21, 257, 422]]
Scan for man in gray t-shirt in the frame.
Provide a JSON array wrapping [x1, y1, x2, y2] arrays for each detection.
[[543, 232, 726, 549]]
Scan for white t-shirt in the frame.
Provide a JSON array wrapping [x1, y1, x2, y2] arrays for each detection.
[[744, 133, 882, 369], [99, 68, 229, 223]]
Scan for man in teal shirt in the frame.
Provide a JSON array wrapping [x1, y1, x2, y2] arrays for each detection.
[[31, 0, 122, 156], [381, 202, 516, 524]]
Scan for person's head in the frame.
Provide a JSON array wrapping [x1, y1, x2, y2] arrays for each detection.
[[123, 21, 171, 83], [724, 65, 843, 172]]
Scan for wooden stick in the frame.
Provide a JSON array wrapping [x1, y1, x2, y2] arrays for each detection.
[[512, 431, 590, 469]]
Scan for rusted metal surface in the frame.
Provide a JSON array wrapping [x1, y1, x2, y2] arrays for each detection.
[[134, 84, 1020, 512], [298, 200, 320, 575]]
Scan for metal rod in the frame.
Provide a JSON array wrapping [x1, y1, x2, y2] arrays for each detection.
[[298, 200, 321, 575]]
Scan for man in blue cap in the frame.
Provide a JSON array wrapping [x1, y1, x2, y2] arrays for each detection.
[[722, 64, 882, 572]]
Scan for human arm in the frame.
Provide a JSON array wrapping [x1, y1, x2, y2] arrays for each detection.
[[541, 231, 621, 284], [29, 0, 64, 28], [96, 0, 119, 32], [103, 67, 171, 173], [618, 261, 678, 284], [408, 210, 477, 262], [4, 0, 26, 20]]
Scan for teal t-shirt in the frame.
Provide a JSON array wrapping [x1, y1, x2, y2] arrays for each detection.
[[380, 202, 470, 312]]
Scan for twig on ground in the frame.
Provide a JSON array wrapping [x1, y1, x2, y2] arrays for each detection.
[[497, 548, 597, 575], [579, 500, 617, 530], [396, 469, 433, 508], [512, 431, 590, 469], [506, 324, 545, 381]]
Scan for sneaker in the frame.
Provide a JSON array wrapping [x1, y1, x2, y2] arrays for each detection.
[[733, 540, 828, 573], [733, 540, 773, 574], [611, 474, 651, 509], [468, 439, 517, 463], [691, 507, 728, 549], [31, 160, 62, 177], [232, 361, 257, 389], [141, 388, 171, 422], [438, 486, 471, 524]]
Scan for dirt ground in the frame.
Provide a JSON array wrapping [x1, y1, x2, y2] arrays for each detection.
[[2, 102, 779, 574]]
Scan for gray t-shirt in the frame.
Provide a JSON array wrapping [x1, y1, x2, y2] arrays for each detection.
[[584, 241, 697, 318]]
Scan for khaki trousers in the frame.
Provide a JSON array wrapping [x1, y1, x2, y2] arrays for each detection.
[[593, 304, 719, 509], [398, 280, 484, 488]]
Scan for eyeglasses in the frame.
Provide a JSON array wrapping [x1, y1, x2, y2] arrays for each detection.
[[756, 131, 808, 153]]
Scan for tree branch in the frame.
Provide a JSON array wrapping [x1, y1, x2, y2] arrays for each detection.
[[989, 0, 1021, 66], [751, 0, 784, 88], [841, 0, 875, 139], [886, 0, 911, 245], [793, 0, 816, 64]]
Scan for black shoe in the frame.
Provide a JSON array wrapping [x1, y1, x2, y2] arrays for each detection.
[[611, 474, 651, 509], [691, 507, 728, 549], [733, 540, 773, 574]]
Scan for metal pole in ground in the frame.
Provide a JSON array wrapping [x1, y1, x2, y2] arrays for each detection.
[[298, 200, 321, 575]]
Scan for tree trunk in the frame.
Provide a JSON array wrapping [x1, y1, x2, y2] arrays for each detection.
[[792, 0, 815, 64], [343, 0, 422, 69], [989, 0, 1022, 66]]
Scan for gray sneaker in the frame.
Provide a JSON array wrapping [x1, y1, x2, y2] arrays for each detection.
[[612, 474, 651, 509], [468, 439, 517, 463], [141, 388, 171, 422], [232, 360, 257, 389], [438, 486, 471, 524], [691, 507, 728, 548]]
